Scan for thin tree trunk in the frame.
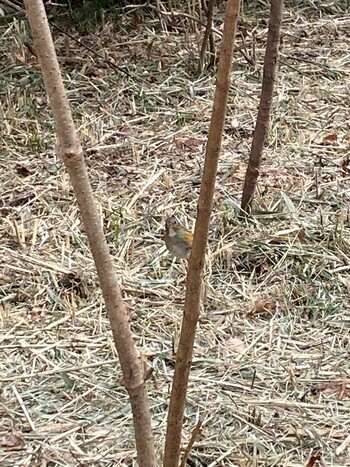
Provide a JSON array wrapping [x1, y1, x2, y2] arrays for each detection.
[[241, 0, 284, 213], [208, 29, 216, 69], [24, 1, 155, 465], [198, 0, 215, 73], [163, 1, 241, 466]]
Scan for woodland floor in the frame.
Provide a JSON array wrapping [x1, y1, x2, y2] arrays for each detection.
[[1, 1, 350, 466]]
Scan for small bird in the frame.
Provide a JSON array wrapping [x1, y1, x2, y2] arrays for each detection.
[[162, 216, 193, 259]]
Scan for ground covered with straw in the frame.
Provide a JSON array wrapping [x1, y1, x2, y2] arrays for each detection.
[[1, 1, 350, 466]]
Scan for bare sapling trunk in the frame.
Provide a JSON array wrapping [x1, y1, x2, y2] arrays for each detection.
[[198, 0, 215, 73], [24, 1, 155, 465], [163, 1, 241, 466], [241, 0, 284, 213]]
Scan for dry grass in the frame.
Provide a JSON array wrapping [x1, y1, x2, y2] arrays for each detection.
[[1, 1, 350, 466]]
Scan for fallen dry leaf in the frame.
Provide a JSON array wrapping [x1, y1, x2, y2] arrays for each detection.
[[225, 336, 246, 354], [37, 422, 77, 433], [247, 298, 277, 317], [183, 137, 205, 148], [304, 448, 327, 467], [0, 431, 24, 451], [314, 133, 338, 145], [173, 137, 205, 151], [323, 133, 338, 142], [162, 172, 174, 189], [229, 117, 239, 129], [255, 299, 277, 312]]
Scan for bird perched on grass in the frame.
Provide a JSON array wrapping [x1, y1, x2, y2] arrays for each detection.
[[162, 216, 193, 259]]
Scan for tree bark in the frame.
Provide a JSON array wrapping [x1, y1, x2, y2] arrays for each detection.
[[163, 1, 241, 466], [198, 0, 215, 73], [24, 1, 155, 465], [241, 0, 284, 213]]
